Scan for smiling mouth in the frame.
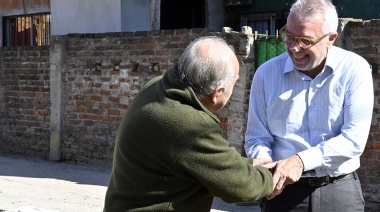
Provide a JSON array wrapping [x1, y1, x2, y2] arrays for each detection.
[[294, 54, 307, 59]]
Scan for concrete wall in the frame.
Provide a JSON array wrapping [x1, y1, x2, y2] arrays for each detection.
[[51, 0, 225, 34], [121, 0, 151, 32], [51, 0, 122, 35]]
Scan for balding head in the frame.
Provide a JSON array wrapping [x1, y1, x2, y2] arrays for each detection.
[[175, 36, 237, 98]]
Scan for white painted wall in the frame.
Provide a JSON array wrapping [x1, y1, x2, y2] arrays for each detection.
[[51, 0, 122, 35], [121, 0, 151, 32], [48, 0, 224, 35]]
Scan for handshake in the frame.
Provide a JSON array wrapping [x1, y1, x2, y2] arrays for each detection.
[[253, 155, 304, 200]]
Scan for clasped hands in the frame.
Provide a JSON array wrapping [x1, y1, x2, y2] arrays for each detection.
[[253, 155, 304, 200]]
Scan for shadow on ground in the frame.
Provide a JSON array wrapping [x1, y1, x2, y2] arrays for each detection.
[[0, 153, 111, 187]]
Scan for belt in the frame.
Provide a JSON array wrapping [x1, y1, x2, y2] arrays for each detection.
[[297, 172, 356, 187]]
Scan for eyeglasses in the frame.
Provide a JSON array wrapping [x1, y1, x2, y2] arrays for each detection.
[[279, 25, 331, 49]]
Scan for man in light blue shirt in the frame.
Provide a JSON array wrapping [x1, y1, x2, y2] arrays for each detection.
[[245, 0, 374, 211]]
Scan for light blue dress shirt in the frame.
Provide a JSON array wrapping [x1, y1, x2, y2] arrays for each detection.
[[245, 46, 374, 177]]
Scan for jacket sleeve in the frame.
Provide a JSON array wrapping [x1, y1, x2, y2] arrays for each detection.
[[175, 112, 273, 203]]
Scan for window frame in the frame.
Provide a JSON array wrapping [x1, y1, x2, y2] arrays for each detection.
[[2, 13, 51, 47]]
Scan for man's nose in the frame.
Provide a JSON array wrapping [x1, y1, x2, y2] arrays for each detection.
[[288, 39, 302, 52]]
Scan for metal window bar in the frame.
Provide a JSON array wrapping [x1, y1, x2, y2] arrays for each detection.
[[241, 13, 277, 35], [3, 13, 50, 47]]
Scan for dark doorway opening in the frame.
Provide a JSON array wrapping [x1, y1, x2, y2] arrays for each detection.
[[160, 0, 205, 30]]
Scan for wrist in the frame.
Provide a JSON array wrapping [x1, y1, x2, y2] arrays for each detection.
[[295, 154, 305, 172]]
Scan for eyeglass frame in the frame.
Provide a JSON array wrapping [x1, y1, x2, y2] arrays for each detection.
[[279, 25, 331, 49]]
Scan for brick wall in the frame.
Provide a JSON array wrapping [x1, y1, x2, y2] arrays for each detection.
[[57, 29, 254, 164], [1, 20, 380, 210], [338, 19, 380, 211], [0, 0, 50, 10], [0, 46, 50, 159]]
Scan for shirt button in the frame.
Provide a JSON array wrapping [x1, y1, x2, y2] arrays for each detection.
[[312, 125, 316, 128]]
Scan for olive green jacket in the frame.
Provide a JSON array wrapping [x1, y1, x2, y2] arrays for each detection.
[[103, 67, 273, 212]]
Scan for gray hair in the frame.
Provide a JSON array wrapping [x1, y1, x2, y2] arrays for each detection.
[[290, 0, 338, 33], [175, 36, 236, 98]]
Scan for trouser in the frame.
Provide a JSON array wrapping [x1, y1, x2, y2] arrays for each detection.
[[260, 173, 365, 212]]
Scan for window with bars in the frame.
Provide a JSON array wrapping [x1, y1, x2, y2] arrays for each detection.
[[241, 12, 287, 35], [3, 13, 51, 47]]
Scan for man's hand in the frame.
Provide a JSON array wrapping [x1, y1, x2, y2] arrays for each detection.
[[252, 158, 273, 166], [266, 154, 304, 200]]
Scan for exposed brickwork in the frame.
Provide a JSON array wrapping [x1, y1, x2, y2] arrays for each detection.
[[0, 0, 49, 11], [60, 29, 251, 163], [1, 20, 380, 210], [11, 0, 19, 9], [338, 19, 380, 212], [0, 46, 50, 159], [32, 0, 42, 6], [0, 0, 10, 9]]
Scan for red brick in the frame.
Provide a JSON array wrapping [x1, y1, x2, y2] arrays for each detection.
[[218, 117, 228, 123], [78, 114, 87, 119], [99, 103, 111, 108], [118, 104, 128, 109], [111, 70, 120, 75], [82, 102, 93, 107], [88, 115, 102, 120], [100, 90, 111, 95], [370, 126, 380, 132], [11, 0, 19, 9], [108, 110, 120, 115], [94, 83, 102, 88], [156, 50, 170, 55], [38, 110, 50, 116], [108, 97, 119, 102], [72, 107, 84, 113], [102, 116, 115, 122], [373, 143, 380, 150], [364, 158, 380, 167], [362, 150, 377, 159], [365, 143, 373, 149], [75, 83, 84, 88], [109, 84, 120, 89], [32, 0, 41, 6], [90, 96, 102, 101], [1, 0, 10, 9], [100, 77, 110, 82], [122, 92, 131, 97]]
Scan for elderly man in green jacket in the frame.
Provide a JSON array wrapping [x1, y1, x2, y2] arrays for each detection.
[[103, 36, 273, 212]]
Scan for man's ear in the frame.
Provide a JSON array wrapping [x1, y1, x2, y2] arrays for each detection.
[[328, 33, 338, 46], [211, 86, 225, 104]]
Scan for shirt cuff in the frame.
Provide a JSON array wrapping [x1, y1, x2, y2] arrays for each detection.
[[297, 147, 323, 172]]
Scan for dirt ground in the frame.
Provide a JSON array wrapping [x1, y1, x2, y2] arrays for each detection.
[[0, 154, 260, 212]]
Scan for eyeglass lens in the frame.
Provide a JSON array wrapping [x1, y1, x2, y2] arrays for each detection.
[[281, 33, 313, 48]]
